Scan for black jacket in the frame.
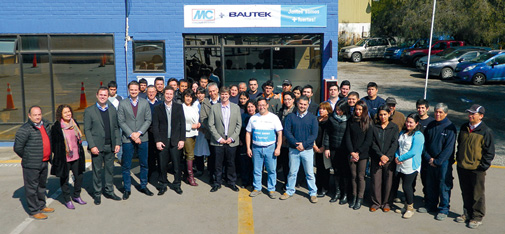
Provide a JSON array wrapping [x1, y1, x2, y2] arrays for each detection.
[[323, 114, 348, 151], [370, 122, 399, 162], [14, 119, 52, 169], [345, 118, 373, 160], [152, 102, 186, 147], [50, 120, 86, 178]]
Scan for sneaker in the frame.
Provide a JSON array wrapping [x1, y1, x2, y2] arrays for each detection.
[[403, 210, 414, 219], [279, 193, 292, 200], [41, 207, 55, 213], [467, 220, 482, 229], [455, 215, 467, 223], [268, 191, 277, 199], [393, 197, 403, 203], [310, 196, 318, 203], [249, 190, 261, 197], [436, 213, 447, 221], [417, 207, 428, 213]]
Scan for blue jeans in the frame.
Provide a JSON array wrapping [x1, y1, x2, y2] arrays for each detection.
[[122, 141, 149, 191], [425, 160, 453, 214], [286, 148, 317, 196], [252, 144, 277, 192]]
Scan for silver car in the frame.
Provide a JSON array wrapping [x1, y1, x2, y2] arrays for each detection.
[[419, 48, 490, 79], [339, 37, 396, 62]]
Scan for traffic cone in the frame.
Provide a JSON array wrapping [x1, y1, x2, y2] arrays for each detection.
[[32, 54, 37, 68], [100, 81, 103, 87], [78, 82, 87, 109], [99, 54, 106, 67], [4, 83, 16, 110]]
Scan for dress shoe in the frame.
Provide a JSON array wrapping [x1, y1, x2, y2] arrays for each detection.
[[123, 191, 131, 200], [348, 196, 356, 208], [41, 207, 55, 213], [140, 187, 154, 196], [230, 185, 239, 192], [173, 186, 183, 195], [72, 197, 87, 205], [65, 201, 75, 209], [339, 195, 348, 205], [158, 187, 167, 196], [353, 198, 363, 210], [31, 213, 48, 220], [104, 193, 121, 201], [210, 185, 221, 192], [317, 190, 326, 198], [94, 196, 101, 205], [329, 196, 339, 203]]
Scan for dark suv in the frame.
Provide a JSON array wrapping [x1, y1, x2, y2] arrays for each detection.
[[384, 38, 428, 62], [401, 40, 465, 66]]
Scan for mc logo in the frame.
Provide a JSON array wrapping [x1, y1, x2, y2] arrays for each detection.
[[193, 9, 215, 21]]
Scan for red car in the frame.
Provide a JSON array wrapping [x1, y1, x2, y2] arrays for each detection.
[[401, 40, 465, 66]]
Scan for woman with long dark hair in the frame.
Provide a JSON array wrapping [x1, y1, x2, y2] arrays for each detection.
[[394, 113, 424, 219], [370, 105, 399, 212], [315, 102, 332, 197], [238, 100, 257, 188], [238, 91, 250, 114], [277, 92, 296, 188], [324, 101, 350, 204], [182, 89, 200, 186], [345, 100, 373, 210], [50, 104, 86, 209]]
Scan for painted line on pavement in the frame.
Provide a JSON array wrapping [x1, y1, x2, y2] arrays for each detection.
[[10, 162, 92, 234], [237, 188, 254, 234]]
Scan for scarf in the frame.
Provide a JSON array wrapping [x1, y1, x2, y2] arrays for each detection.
[[334, 112, 348, 122], [61, 118, 83, 155]]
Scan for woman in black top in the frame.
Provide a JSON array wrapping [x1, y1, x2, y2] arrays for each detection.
[[315, 102, 332, 197], [370, 105, 399, 212], [324, 102, 350, 204], [238, 100, 257, 188], [345, 100, 373, 210]]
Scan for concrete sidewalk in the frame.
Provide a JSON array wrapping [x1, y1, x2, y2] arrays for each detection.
[[1, 146, 504, 234]]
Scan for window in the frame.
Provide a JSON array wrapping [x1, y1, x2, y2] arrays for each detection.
[[494, 55, 505, 65], [133, 41, 165, 72]]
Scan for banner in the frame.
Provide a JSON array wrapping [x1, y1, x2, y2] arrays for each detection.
[[184, 5, 326, 28]]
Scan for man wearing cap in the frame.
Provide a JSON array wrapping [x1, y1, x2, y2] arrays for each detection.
[[276, 79, 292, 104], [361, 82, 385, 118], [386, 97, 405, 131], [455, 104, 494, 229], [419, 102, 457, 221]]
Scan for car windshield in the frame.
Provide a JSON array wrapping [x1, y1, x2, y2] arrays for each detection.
[[399, 39, 417, 47], [355, 39, 367, 46], [436, 48, 456, 56], [470, 53, 495, 63], [442, 50, 467, 59]]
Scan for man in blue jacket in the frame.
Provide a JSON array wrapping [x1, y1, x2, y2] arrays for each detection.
[[280, 96, 319, 203], [419, 103, 457, 221]]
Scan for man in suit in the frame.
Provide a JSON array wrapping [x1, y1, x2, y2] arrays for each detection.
[[84, 87, 122, 205], [152, 86, 186, 195], [208, 86, 242, 192], [118, 81, 153, 199], [302, 84, 319, 116]]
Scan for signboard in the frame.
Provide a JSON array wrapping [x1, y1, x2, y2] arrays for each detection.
[[184, 5, 327, 28]]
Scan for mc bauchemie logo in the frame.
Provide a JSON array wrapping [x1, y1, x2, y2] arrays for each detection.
[[192, 9, 215, 21]]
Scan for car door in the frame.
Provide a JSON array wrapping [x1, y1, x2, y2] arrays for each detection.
[[486, 55, 505, 81], [364, 39, 377, 59], [376, 38, 388, 58]]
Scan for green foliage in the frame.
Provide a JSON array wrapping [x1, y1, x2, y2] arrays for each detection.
[[371, 0, 505, 47]]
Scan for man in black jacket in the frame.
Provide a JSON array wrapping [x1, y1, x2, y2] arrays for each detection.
[[14, 106, 55, 220], [152, 86, 186, 195]]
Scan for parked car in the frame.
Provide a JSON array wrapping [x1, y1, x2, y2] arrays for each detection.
[[401, 40, 465, 66], [415, 46, 491, 71], [454, 50, 505, 85], [339, 37, 396, 62], [384, 38, 428, 62], [419, 48, 490, 80]]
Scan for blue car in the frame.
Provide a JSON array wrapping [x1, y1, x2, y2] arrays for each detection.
[[454, 50, 505, 85], [384, 38, 428, 62]]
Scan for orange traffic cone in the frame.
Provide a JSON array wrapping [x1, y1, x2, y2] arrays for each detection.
[[78, 82, 87, 109], [4, 83, 16, 110], [32, 54, 37, 68], [99, 54, 106, 67]]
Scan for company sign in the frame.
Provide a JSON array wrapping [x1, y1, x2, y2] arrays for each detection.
[[184, 5, 326, 28]]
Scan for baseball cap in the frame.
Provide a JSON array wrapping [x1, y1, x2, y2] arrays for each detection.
[[466, 104, 485, 114], [385, 97, 397, 105], [282, 79, 292, 86]]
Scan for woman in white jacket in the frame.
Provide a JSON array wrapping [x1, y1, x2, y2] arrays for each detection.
[[182, 89, 200, 186]]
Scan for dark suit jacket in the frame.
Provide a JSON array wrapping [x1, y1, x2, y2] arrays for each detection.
[[152, 102, 186, 147], [83, 101, 121, 151]]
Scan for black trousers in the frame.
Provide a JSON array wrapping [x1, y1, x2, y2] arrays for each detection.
[[212, 144, 237, 187], [277, 147, 290, 184], [148, 131, 160, 181], [458, 167, 486, 221], [315, 152, 330, 192], [22, 162, 48, 215], [159, 142, 182, 187], [91, 144, 115, 197], [60, 159, 83, 202]]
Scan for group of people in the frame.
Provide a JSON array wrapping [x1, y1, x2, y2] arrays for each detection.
[[13, 77, 495, 229]]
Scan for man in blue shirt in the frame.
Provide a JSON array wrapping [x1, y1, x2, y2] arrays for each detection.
[[361, 82, 385, 118]]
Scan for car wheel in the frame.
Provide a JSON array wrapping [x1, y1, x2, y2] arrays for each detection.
[[152, 55, 163, 63], [440, 67, 454, 80], [471, 73, 486, 85], [351, 53, 362, 63], [412, 57, 421, 67], [415, 60, 424, 71]]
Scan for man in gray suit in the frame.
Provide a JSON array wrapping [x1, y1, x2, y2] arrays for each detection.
[[84, 87, 122, 205], [118, 81, 153, 199], [208, 86, 242, 192]]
